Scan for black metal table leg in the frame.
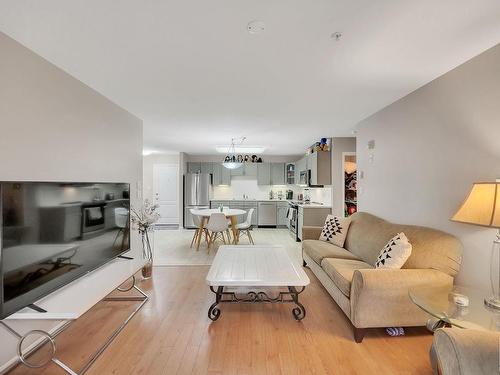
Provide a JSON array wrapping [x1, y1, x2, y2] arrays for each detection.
[[208, 286, 223, 321], [288, 286, 306, 321], [207, 285, 307, 321]]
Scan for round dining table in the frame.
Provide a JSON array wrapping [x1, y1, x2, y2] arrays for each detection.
[[191, 208, 246, 250]]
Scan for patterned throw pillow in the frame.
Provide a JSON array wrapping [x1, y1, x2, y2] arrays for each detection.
[[375, 232, 412, 269], [319, 215, 351, 247]]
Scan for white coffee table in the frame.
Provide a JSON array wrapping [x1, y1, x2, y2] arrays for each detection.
[[206, 245, 310, 321]]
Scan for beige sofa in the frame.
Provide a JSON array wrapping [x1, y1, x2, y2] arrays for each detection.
[[431, 328, 500, 375], [302, 212, 462, 342]]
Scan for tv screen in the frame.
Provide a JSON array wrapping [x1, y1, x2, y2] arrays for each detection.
[[0, 181, 130, 318]]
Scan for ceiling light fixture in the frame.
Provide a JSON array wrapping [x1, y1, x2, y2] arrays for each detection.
[[222, 137, 247, 169]]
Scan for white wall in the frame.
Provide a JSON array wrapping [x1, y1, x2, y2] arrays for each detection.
[[356, 43, 500, 290], [0, 32, 143, 370]]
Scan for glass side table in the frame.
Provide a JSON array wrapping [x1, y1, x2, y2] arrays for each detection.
[[409, 285, 500, 332]]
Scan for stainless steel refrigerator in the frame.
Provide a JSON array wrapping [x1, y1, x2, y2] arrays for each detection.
[[184, 173, 210, 228]]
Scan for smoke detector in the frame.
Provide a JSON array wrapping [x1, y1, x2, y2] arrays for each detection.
[[247, 20, 265, 34], [331, 32, 342, 41]]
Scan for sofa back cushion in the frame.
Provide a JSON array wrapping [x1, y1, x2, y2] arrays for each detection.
[[344, 212, 462, 276]]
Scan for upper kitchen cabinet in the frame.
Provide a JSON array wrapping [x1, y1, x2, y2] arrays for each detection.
[[257, 163, 271, 185], [295, 157, 307, 175], [212, 163, 231, 186], [257, 163, 285, 185], [270, 163, 285, 185], [200, 162, 213, 174], [230, 163, 257, 177], [244, 163, 257, 177], [230, 166, 244, 176], [286, 163, 295, 185], [308, 152, 331, 186], [187, 162, 201, 173]]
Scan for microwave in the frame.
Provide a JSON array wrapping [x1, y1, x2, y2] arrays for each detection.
[[298, 169, 324, 187], [298, 170, 308, 185]]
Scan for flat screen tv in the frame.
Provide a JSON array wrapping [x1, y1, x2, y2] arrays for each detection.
[[0, 181, 131, 319]]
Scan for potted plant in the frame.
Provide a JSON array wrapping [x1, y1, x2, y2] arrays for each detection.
[[131, 199, 160, 279]]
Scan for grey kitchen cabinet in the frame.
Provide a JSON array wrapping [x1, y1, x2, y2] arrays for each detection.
[[210, 200, 258, 225], [231, 164, 257, 177], [257, 163, 271, 185], [270, 163, 285, 185], [277, 202, 288, 227], [244, 163, 257, 177], [212, 164, 231, 186], [187, 162, 201, 173], [230, 166, 244, 176], [229, 201, 246, 224], [295, 157, 307, 176], [308, 152, 331, 186], [248, 202, 258, 226], [210, 200, 225, 209], [200, 162, 213, 174]]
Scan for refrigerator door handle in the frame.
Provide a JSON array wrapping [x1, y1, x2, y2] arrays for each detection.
[[194, 173, 198, 206]]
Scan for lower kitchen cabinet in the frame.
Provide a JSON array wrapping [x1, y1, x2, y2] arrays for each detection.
[[210, 200, 258, 225]]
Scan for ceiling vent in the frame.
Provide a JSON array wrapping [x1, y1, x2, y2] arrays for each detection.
[[247, 20, 265, 34]]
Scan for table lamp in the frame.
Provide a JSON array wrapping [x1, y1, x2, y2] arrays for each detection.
[[451, 180, 500, 310]]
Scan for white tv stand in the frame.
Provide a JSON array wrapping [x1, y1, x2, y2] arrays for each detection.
[[0, 255, 148, 375]]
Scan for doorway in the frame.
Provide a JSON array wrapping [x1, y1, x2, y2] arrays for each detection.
[[342, 153, 357, 217]]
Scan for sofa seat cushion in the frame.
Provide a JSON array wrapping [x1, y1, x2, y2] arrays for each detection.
[[321, 258, 373, 298], [303, 240, 360, 265]]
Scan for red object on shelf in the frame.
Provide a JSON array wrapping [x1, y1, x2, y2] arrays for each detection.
[[347, 205, 357, 215]]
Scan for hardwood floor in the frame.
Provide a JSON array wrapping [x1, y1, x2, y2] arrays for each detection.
[[9, 266, 434, 375]]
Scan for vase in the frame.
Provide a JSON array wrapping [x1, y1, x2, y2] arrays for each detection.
[[141, 230, 154, 279]]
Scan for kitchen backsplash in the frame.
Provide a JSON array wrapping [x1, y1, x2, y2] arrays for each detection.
[[211, 176, 331, 204]]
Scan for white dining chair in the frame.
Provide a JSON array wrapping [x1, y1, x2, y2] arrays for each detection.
[[235, 208, 255, 244], [190, 209, 209, 250], [221, 206, 233, 242], [205, 212, 230, 253], [113, 207, 129, 246]]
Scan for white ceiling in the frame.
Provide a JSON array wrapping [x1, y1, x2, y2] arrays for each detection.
[[1, 1, 500, 155]]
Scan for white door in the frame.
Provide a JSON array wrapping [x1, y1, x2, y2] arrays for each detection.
[[153, 164, 179, 225]]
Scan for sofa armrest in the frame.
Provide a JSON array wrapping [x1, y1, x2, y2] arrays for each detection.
[[302, 226, 323, 241], [350, 268, 453, 328], [433, 328, 500, 375]]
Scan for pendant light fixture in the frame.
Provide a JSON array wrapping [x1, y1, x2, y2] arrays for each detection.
[[222, 137, 246, 169]]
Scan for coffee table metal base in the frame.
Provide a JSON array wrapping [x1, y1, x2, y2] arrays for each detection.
[[208, 286, 306, 321]]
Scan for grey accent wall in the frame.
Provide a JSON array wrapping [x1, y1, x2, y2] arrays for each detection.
[[356, 43, 500, 290], [0, 32, 142, 370]]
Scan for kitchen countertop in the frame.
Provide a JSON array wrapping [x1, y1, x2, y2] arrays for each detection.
[[210, 199, 331, 208]]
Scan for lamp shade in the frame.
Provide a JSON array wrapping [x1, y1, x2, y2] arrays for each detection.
[[451, 182, 500, 228]]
